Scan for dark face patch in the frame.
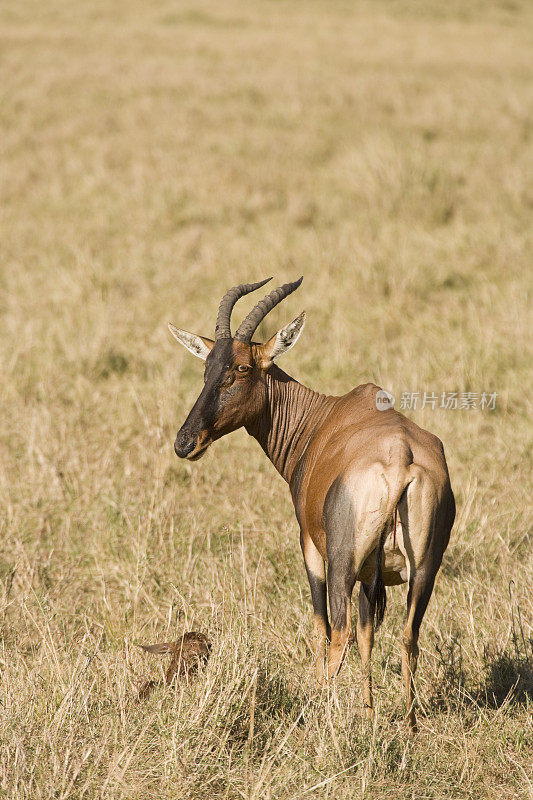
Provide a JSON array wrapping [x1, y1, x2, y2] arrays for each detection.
[[180, 338, 233, 433], [197, 338, 235, 429]]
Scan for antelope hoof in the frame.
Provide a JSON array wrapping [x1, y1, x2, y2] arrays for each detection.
[[315, 666, 326, 689], [326, 664, 341, 682]]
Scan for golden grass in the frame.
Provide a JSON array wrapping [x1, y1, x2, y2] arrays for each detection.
[[1, 0, 532, 797]]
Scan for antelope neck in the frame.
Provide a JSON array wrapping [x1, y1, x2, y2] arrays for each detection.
[[246, 366, 336, 483]]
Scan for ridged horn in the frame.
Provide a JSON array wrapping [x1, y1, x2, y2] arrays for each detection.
[[214, 278, 272, 340], [234, 276, 304, 343]]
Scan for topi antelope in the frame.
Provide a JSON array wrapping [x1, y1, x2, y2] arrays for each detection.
[[169, 277, 455, 731]]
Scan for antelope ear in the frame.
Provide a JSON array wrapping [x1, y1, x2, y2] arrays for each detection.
[[258, 312, 306, 368], [168, 324, 214, 361]]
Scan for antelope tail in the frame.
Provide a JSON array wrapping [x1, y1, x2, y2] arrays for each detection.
[[368, 474, 410, 630]]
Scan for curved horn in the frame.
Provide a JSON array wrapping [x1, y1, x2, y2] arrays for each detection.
[[214, 278, 272, 340], [234, 276, 304, 343]]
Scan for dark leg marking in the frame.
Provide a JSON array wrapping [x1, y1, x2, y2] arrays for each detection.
[[357, 582, 375, 717], [300, 531, 330, 685], [326, 556, 356, 680], [403, 565, 436, 732]]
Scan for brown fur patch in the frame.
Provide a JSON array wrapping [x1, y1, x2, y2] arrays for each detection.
[[137, 631, 211, 700]]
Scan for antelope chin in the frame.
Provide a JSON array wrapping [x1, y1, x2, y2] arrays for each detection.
[[186, 441, 211, 461]]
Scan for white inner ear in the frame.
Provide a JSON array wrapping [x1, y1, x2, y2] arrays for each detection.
[[268, 311, 306, 360], [168, 324, 212, 361]]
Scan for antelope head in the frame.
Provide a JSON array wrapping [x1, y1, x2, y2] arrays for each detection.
[[169, 277, 305, 460]]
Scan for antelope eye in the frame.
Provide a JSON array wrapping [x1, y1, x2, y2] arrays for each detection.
[[236, 364, 251, 373]]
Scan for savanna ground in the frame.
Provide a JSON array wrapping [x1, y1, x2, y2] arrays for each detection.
[[1, 0, 532, 797]]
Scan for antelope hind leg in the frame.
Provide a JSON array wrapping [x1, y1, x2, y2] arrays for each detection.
[[357, 582, 375, 719], [326, 554, 356, 681], [300, 530, 330, 686]]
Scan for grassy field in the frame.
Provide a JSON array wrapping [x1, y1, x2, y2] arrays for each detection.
[[1, 0, 532, 797]]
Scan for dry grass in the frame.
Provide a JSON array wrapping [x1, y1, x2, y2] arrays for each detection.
[[1, 0, 532, 797]]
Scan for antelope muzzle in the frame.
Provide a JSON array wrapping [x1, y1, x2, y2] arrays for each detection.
[[174, 427, 212, 461]]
